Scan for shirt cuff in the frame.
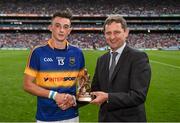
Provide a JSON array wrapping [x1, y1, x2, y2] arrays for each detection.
[[72, 95, 77, 106]]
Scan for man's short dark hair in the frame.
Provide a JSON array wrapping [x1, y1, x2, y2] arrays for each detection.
[[52, 9, 73, 21], [103, 15, 127, 32]]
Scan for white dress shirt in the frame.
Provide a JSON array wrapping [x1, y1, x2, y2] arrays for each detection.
[[109, 42, 126, 69]]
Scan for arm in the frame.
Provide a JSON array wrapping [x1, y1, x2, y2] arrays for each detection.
[[23, 74, 75, 110], [91, 57, 108, 105], [23, 74, 49, 97], [91, 57, 109, 105], [91, 57, 101, 92]]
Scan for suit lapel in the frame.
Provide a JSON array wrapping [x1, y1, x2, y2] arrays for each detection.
[[105, 53, 111, 86], [109, 45, 129, 83], [106, 53, 111, 75]]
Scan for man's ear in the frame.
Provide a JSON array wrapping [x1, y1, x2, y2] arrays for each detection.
[[48, 25, 52, 32], [68, 27, 72, 35], [125, 28, 129, 38]]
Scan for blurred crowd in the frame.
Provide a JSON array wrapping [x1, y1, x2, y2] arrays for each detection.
[[0, 0, 179, 49], [0, 33, 179, 49], [0, 0, 179, 15], [2, 24, 179, 30], [127, 33, 179, 49]]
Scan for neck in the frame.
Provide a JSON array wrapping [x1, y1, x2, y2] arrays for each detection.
[[52, 38, 66, 49]]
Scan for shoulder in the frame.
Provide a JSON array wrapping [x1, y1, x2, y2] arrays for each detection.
[[101, 51, 109, 58], [30, 44, 48, 55], [126, 46, 148, 59], [98, 51, 109, 62], [68, 45, 83, 54]]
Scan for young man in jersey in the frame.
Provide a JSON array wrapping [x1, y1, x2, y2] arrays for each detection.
[[23, 9, 85, 122]]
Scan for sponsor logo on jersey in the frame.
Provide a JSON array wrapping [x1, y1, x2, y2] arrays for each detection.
[[44, 77, 76, 82]]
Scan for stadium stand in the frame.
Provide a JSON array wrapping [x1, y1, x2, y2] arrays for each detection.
[[0, 0, 179, 49], [0, 0, 179, 15]]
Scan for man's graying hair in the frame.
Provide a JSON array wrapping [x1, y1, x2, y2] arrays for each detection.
[[103, 15, 128, 32]]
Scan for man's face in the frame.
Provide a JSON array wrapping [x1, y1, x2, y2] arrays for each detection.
[[49, 17, 71, 42], [104, 22, 129, 51]]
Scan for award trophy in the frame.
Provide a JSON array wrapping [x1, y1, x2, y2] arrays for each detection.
[[76, 69, 94, 102]]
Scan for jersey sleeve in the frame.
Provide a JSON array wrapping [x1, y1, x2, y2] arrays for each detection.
[[79, 50, 85, 69], [78, 50, 85, 77], [24, 49, 40, 77]]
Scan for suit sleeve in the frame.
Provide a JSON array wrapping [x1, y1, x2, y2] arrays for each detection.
[[91, 57, 101, 91], [108, 52, 151, 111]]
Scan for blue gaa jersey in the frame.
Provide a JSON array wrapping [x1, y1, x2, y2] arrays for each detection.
[[24, 39, 85, 121]]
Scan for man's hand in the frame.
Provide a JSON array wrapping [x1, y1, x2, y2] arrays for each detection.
[[90, 91, 108, 105], [55, 93, 76, 110], [54, 93, 66, 105]]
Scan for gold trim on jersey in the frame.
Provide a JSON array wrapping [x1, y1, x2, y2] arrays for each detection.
[[25, 67, 85, 88], [48, 39, 69, 49], [24, 67, 37, 77]]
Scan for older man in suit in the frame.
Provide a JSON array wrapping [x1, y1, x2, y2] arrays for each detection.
[[91, 15, 151, 122]]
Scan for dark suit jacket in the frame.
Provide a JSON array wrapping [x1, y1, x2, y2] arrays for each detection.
[[91, 45, 151, 122]]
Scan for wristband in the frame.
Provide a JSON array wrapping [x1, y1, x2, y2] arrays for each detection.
[[48, 90, 57, 100]]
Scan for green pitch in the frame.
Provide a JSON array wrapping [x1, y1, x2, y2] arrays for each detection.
[[0, 50, 180, 122]]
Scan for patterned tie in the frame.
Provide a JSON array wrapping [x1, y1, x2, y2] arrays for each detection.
[[109, 52, 118, 80]]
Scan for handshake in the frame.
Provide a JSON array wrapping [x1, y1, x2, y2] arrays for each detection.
[[49, 90, 76, 110], [49, 90, 107, 110]]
